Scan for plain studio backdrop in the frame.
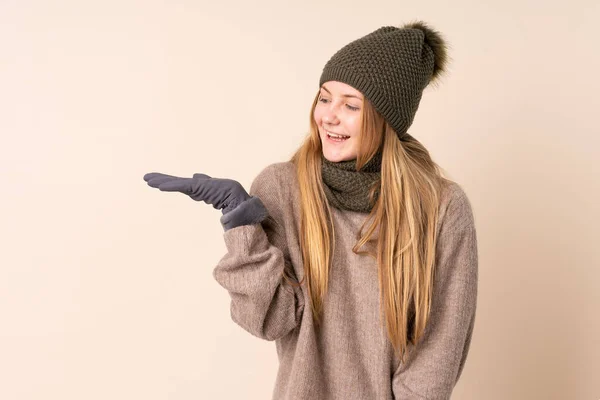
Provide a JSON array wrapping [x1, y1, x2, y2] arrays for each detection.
[[1, 0, 598, 399]]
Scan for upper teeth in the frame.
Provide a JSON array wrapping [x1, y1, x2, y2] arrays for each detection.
[[328, 131, 348, 138]]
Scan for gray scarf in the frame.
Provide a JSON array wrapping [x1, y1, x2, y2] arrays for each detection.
[[321, 151, 382, 213]]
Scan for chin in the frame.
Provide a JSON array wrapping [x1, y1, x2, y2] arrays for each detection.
[[320, 136, 356, 162], [322, 151, 355, 163]]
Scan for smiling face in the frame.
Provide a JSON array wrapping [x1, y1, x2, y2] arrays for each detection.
[[314, 81, 364, 162]]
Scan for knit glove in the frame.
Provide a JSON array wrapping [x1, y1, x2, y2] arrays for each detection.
[[143, 172, 270, 231]]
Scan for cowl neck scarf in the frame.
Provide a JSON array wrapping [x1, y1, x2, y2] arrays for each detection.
[[321, 151, 383, 213]]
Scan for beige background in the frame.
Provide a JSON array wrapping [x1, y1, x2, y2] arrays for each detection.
[[1, 0, 599, 399]]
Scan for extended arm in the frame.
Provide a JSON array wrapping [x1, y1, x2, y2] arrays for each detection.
[[143, 165, 305, 341], [212, 165, 305, 341]]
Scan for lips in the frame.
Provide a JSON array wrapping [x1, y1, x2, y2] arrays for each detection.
[[325, 132, 350, 144], [325, 130, 350, 138]]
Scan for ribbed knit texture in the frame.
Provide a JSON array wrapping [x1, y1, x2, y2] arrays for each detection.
[[319, 24, 440, 140], [213, 161, 478, 400], [321, 151, 382, 213]]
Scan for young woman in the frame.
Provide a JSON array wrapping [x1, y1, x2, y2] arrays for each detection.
[[144, 20, 478, 400]]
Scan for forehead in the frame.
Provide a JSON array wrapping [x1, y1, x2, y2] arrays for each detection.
[[320, 81, 364, 99]]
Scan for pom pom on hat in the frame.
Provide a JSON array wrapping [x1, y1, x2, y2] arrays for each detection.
[[401, 20, 449, 85]]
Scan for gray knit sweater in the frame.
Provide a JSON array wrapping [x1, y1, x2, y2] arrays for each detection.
[[212, 161, 478, 400]]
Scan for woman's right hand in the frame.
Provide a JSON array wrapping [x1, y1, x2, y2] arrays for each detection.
[[143, 172, 252, 215]]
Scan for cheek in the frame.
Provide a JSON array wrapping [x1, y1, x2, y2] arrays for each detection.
[[313, 109, 322, 124], [349, 116, 362, 132]]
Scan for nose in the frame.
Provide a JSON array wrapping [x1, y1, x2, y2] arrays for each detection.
[[322, 104, 340, 125]]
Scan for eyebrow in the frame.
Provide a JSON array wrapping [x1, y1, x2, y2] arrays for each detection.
[[320, 86, 363, 101]]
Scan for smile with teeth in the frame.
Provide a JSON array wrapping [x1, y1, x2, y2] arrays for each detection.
[[326, 130, 350, 142]]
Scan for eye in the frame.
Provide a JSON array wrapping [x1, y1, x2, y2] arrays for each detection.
[[318, 95, 359, 111]]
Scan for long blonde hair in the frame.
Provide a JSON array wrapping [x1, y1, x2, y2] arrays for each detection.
[[288, 91, 446, 363]]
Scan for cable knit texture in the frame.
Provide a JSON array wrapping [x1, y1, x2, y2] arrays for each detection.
[[213, 161, 478, 400]]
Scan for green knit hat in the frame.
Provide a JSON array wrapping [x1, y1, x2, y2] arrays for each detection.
[[318, 20, 449, 141]]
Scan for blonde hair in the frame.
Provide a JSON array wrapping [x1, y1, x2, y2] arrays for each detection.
[[287, 90, 447, 363]]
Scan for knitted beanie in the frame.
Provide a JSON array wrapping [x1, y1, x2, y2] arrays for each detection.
[[318, 20, 449, 141]]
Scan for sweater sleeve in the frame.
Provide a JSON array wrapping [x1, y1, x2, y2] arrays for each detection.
[[392, 186, 479, 400], [212, 164, 305, 341]]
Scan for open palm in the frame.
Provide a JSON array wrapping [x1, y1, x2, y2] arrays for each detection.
[[143, 172, 251, 215]]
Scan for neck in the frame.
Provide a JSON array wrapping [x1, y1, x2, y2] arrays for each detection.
[[321, 150, 383, 173]]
